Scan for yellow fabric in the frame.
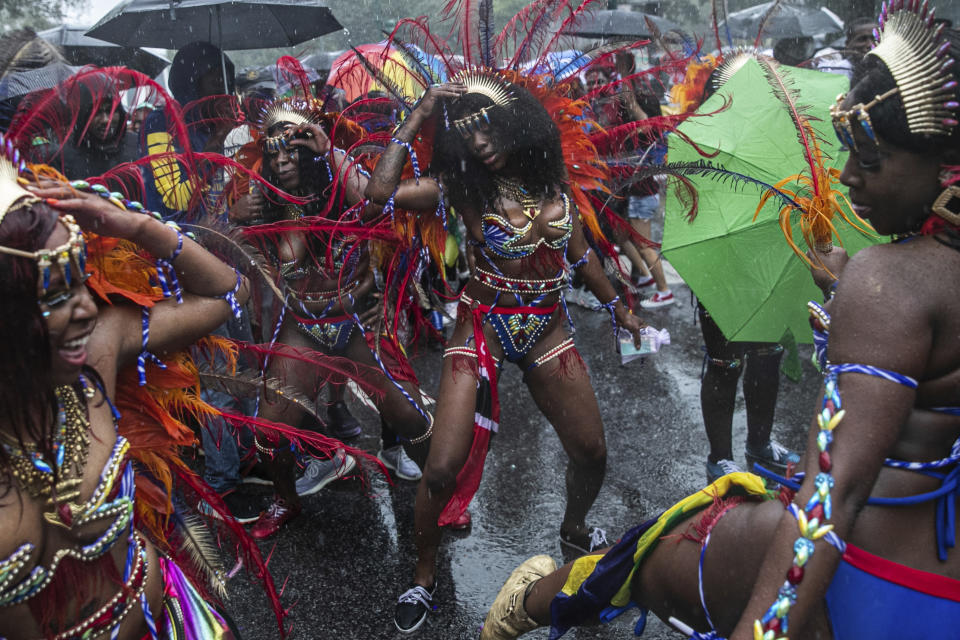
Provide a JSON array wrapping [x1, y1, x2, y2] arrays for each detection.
[[560, 472, 770, 607], [146, 132, 195, 212]]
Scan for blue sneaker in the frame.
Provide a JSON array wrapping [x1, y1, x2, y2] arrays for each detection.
[[705, 458, 743, 484], [745, 440, 800, 476]]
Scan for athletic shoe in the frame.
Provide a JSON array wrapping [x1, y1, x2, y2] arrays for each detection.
[[240, 460, 273, 486], [249, 496, 301, 540], [559, 526, 608, 557], [745, 440, 801, 476], [327, 401, 362, 440], [706, 458, 743, 484], [295, 449, 356, 497], [394, 583, 436, 633], [198, 489, 263, 524], [565, 286, 601, 309], [378, 445, 423, 481], [640, 290, 675, 309], [634, 275, 657, 292]]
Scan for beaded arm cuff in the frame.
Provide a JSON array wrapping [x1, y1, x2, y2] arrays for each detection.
[[155, 225, 184, 303], [137, 307, 167, 386], [390, 137, 421, 183], [569, 246, 592, 270], [598, 295, 620, 346], [216, 270, 244, 320]]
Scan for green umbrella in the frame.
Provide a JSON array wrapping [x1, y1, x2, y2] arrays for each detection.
[[662, 58, 878, 344]]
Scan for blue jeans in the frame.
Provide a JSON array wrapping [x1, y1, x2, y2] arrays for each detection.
[[201, 309, 256, 494]]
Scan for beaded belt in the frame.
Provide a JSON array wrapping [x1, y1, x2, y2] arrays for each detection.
[[474, 267, 565, 294]]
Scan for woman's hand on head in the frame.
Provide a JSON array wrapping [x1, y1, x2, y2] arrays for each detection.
[[413, 82, 468, 119], [28, 180, 145, 240], [284, 122, 330, 156]]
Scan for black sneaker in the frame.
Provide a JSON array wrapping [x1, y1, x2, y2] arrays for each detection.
[[394, 583, 435, 633], [328, 401, 362, 440], [198, 489, 264, 524], [240, 460, 272, 486], [745, 440, 800, 476]]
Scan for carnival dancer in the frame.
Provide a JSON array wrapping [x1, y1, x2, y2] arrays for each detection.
[[237, 84, 433, 539], [365, 69, 646, 632], [479, 5, 960, 639], [0, 141, 250, 638]]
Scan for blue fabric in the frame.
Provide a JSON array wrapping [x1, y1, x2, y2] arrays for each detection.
[[200, 312, 255, 493], [825, 555, 960, 639], [549, 518, 657, 639]]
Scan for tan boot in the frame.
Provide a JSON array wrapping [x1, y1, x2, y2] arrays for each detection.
[[479, 554, 557, 639]]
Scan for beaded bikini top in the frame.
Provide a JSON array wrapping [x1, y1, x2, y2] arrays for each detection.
[[480, 192, 572, 259], [0, 398, 134, 607]]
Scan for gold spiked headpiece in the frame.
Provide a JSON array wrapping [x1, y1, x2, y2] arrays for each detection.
[[258, 98, 323, 154], [711, 50, 762, 92], [0, 135, 86, 294], [831, 0, 957, 151], [448, 70, 516, 137]]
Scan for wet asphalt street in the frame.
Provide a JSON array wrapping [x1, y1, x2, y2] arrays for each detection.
[[223, 264, 822, 640]]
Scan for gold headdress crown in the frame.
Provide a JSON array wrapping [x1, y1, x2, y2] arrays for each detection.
[[258, 99, 323, 154], [0, 135, 86, 294], [711, 50, 765, 92], [831, 0, 957, 150], [449, 70, 516, 136], [0, 138, 36, 223]]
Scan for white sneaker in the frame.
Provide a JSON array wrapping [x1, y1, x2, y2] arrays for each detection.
[[295, 449, 356, 497], [378, 445, 422, 481], [640, 290, 675, 309]]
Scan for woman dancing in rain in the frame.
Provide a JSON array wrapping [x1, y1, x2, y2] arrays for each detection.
[[365, 72, 646, 633], [242, 92, 432, 539], [0, 142, 250, 638], [480, 5, 960, 640]]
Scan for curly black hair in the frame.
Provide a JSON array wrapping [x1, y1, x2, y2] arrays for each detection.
[[431, 83, 567, 210], [849, 27, 960, 155]]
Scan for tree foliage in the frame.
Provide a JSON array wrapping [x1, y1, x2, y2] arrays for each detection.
[[0, 0, 86, 32]]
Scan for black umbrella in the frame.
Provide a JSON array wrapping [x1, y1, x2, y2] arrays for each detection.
[[0, 62, 78, 100], [38, 25, 170, 77], [86, 0, 342, 51], [563, 10, 682, 39], [720, 2, 842, 39]]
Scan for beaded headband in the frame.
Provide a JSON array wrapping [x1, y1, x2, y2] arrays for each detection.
[[0, 135, 87, 294], [830, 0, 958, 151], [448, 70, 515, 137], [258, 99, 322, 154]]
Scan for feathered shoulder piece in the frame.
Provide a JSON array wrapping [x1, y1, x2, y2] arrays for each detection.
[[670, 54, 720, 114], [502, 70, 608, 243]]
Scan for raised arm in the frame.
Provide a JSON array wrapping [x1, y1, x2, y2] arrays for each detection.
[[365, 83, 466, 211], [730, 246, 925, 640], [29, 183, 249, 371]]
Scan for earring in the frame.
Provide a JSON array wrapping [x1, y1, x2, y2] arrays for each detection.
[[42, 310, 51, 318]]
